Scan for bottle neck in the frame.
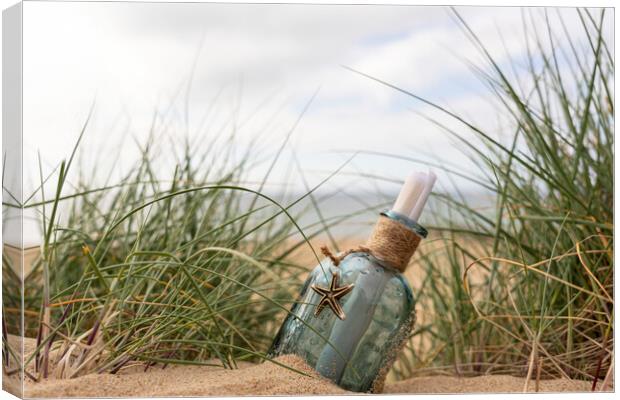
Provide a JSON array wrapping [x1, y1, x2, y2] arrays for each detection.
[[364, 210, 427, 272], [382, 210, 428, 237]]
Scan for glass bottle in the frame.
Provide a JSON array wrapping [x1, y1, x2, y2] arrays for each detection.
[[269, 171, 436, 393]]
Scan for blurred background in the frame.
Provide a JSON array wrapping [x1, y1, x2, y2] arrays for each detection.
[[8, 3, 613, 246]]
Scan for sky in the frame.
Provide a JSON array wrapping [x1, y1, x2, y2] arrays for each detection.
[[7, 2, 615, 246]]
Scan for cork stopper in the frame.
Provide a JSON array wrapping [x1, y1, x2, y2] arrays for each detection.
[[365, 170, 436, 271]]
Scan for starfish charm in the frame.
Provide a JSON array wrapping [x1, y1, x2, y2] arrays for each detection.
[[311, 272, 355, 320]]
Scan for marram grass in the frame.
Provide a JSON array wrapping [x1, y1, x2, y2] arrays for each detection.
[[2, 122, 374, 380], [360, 8, 612, 387]]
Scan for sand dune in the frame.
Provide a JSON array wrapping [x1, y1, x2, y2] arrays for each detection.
[[4, 353, 595, 398]]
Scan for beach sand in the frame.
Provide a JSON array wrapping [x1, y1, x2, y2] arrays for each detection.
[[6, 356, 595, 398], [2, 337, 595, 398]]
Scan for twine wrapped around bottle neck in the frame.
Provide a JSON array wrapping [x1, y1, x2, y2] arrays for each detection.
[[365, 215, 421, 271], [321, 214, 423, 272]]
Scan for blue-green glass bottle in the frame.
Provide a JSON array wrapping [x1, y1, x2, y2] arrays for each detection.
[[269, 209, 428, 392]]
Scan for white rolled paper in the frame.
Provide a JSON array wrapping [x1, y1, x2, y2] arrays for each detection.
[[391, 170, 436, 222]]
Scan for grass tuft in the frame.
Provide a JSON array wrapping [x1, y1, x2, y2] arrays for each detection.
[[368, 8, 613, 384]]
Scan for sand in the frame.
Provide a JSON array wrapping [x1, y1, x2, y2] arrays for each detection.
[[385, 374, 593, 394], [17, 355, 348, 398], [3, 346, 595, 398]]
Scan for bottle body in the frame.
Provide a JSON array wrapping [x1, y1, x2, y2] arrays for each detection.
[[269, 251, 415, 392]]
